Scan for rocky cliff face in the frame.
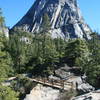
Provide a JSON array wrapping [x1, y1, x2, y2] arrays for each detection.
[[13, 0, 91, 39]]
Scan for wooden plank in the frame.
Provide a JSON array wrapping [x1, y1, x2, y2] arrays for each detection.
[[28, 77, 72, 90]]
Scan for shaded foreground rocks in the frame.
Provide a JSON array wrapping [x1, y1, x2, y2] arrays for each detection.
[[24, 66, 95, 100], [55, 66, 95, 93], [72, 90, 100, 100], [24, 84, 60, 100]]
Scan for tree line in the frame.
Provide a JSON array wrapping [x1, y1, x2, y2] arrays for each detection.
[[0, 10, 100, 100]]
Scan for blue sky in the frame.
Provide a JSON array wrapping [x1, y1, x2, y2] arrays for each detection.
[[0, 0, 100, 32]]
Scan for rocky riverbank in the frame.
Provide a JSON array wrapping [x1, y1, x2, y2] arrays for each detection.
[[24, 84, 60, 100], [72, 90, 100, 100]]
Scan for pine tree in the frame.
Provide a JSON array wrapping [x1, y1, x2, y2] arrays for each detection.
[[0, 11, 13, 82], [65, 39, 90, 67], [41, 13, 51, 32], [0, 35, 13, 82], [85, 32, 100, 87], [0, 8, 5, 27], [0, 86, 19, 100]]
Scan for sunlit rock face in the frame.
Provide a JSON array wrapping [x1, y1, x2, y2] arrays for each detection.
[[72, 90, 100, 100], [24, 84, 60, 100], [13, 0, 91, 39]]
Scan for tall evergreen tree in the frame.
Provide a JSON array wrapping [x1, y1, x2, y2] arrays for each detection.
[[0, 10, 13, 82], [0, 86, 19, 100], [86, 32, 100, 87], [65, 39, 90, 67], [0, 8, 5, 27], [41, 13, 51, 32], [0, 35, 13, 82]]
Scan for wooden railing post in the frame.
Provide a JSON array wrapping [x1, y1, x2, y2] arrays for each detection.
[[43, 77, 46, 83], [31, 76, 73, 90], [60, 80, 64, 90], [62, 80, 64, 90], [71, 82, 74, 89], [51, 79, 54, 86]]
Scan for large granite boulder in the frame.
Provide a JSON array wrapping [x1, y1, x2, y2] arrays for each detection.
[[72, 90, 100, 100], [67, 76, 95, 93], [54, 65, 95, 93]]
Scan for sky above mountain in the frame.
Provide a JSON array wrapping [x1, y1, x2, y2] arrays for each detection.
[[0, 0, 100, 32]]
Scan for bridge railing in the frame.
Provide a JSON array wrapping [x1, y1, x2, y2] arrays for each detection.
[[31, 76, 74, 90]]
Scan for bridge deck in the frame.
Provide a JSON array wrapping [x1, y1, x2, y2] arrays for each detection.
[[29, 77, 74, 90]]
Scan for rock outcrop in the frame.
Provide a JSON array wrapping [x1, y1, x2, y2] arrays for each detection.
[[55, 65, 95, 93], [13, 0, 91, 39], [66, 76, 95, 93], [72, 90, 100, 100], [24, 84, 60, 100]]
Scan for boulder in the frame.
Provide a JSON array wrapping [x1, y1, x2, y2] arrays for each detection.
[[72, 90, 100, 100]]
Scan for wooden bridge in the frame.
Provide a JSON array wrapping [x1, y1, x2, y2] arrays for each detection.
[[28, 76, 74, 91], [3, 75, 75, 91]]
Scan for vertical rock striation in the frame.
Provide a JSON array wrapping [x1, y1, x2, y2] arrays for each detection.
[[13, 0, 91, 39]]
